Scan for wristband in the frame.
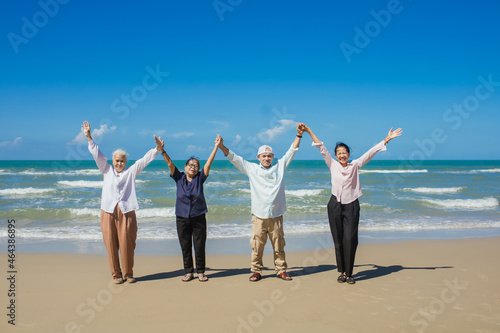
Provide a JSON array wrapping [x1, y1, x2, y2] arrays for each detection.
[[296, 135, 302, 138]]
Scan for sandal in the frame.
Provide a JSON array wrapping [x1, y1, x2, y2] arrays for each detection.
[[182, 273, 193, 282], [198, 274, 208, 282], [249, 272, 261, 282], [277, 272, 292, 281]]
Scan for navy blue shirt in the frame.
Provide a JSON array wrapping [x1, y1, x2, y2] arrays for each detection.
[[171, 167, 208, 218]]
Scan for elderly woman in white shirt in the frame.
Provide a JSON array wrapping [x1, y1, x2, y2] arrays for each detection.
[[82, 121, 163, 284], [302, 124, 402, 284]]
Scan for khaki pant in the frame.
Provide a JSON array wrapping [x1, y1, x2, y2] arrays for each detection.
[[100, 205, 138, 279], [250, 215, 287, 275]]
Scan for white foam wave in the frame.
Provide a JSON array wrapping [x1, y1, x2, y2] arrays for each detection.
[[69, 208, 101, 217], [69, 207, 176, 218], [420, 197, 499, 209], [286, 189, 323, 197], [470, 168, 500, 174], [136, 207, 176, 218], [361, 169, 428, 174], [19, 169, 102, 176], [2, 218, 500, 241], [58, 180, 103, 188], [403, 187, 465, 194], [0, 187, 55, 196]]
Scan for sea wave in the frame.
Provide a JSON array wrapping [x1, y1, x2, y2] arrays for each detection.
[[57, 179, 147, 188], [419, 197, 499, 209], [361, 169, 428, 174], [2, 218, 500, 241], [58, 180, 103, 188], [0, 187, 56, 196], [444, 168, 500, 174], [18, 169, 101, 176], [286, 189, 324, 197], [136, 207, 176, 218], [403, 187, 465, 194], [470, 168, 500, 174]]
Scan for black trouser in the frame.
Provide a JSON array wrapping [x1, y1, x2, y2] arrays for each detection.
[[327, 195, 360, 277], [176, 214, 207, 274]]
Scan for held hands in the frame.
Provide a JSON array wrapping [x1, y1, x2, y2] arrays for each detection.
[[214, 134, 222, 148], [297, 123, 306, 136], [384, 128, 403, 144], [298, 123, 310, 134], [154, 135, 165, 152]]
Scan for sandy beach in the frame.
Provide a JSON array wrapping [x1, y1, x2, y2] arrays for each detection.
[[1, 236, 499, 333]]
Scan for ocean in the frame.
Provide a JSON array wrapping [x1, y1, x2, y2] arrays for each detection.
[[1, 159, 499, 254]]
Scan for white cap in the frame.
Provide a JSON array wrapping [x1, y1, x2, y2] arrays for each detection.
[[257, 145, 273, 157]]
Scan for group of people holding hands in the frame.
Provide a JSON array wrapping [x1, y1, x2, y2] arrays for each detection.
[[82, 121, 402, 285]]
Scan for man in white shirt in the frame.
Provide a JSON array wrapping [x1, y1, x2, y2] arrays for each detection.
[[217, 123, 304, 281], [83, 121, 163, 284]]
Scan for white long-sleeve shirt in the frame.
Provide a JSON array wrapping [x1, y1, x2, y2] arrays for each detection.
[[313, 141, 387, 204], [226, 145, 298, 219], [88, 140, 159, 213]]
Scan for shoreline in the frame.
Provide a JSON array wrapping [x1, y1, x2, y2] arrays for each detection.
[[1, 236, 499, 332], [3, 227, 500, 255]]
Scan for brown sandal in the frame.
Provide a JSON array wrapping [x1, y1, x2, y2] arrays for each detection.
[[277, 272, 292, 281], [249, 272, 261, 282]]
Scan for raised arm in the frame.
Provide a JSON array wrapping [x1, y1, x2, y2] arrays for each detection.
[[217, 135, 230, 156], [82, 121, 93, 141], [83, 121, 109, 173], [155, 135, 176, 176], [203, 134, 220, 176], [355, 127, 403, 167], [383, 128, 403, 145], [302, 124, 322, 144], [292, 123, 305, 148]]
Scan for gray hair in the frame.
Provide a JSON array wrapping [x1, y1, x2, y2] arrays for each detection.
[[112, 149, 128, 161]]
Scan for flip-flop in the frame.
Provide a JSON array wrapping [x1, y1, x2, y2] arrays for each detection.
[[182, 274, 193, 282], [198, 274, 208, 282]]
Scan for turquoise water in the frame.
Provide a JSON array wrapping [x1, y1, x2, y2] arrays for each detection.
[[1, 159, 500, 253]]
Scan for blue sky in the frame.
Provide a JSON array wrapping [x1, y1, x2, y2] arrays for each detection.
[[1, 0, 499, 161]]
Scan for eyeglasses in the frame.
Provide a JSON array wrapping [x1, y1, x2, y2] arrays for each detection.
[[187, 164, 199, 169]]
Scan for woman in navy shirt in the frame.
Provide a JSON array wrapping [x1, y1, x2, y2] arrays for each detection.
[[155, 135, 220, 282]]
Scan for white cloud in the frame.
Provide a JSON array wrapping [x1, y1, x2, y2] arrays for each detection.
[[257, 119, 295, 142], [208, 120, 229, 131], [0, 137, 22, 147], [70, 124, 117, 145], [186, 145, 206, 153], [138, 129, 166, 136], [231, 134, 242, 146], [169, 132, 194, 139]]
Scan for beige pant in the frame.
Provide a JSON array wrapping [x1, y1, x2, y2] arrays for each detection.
[[250, 215, 287, 275], [100, 205, 138, 279]]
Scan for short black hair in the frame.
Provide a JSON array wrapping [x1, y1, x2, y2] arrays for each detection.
[[334, 142, 350, 154], [185, 156, 200, 168]]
